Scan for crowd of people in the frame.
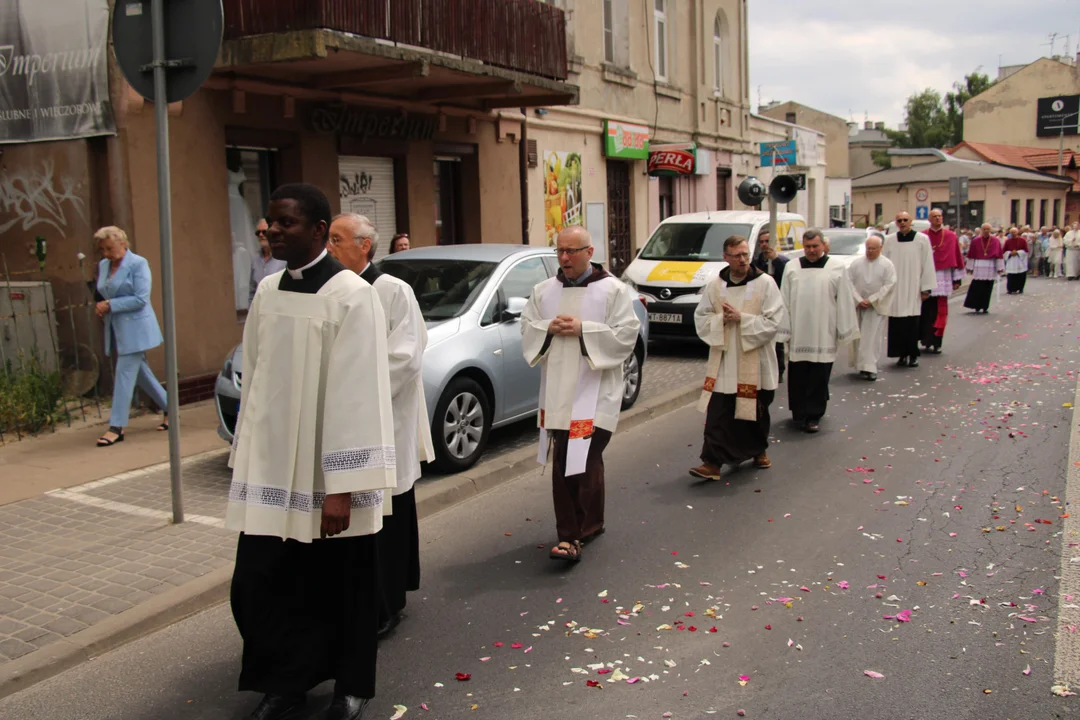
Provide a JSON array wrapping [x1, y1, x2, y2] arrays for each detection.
[[952, 221, 1080, 282]]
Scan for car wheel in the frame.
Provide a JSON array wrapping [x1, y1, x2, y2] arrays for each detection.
[[621, 345, 643, 410], [432, 376, 492, 473]]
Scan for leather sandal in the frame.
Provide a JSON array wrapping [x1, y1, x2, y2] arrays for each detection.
[[96, 431, 124, 447], [549, 540, 582, 562]]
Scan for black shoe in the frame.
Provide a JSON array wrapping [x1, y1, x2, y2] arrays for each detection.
[[377, 612, 402, 639], [247, 694, 305, 720], [867, 372, 878, 381], [897, 357, 908, 367], [804, 422, 820, 434], [909, 358, 919, 368], [325, 694, 370, 720]]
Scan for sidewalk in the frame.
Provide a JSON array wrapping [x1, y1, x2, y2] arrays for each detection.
[[0, 401, 225, 507], [0, 374, 702, 699]]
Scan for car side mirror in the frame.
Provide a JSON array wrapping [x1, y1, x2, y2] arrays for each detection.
[[503, 296, 528, 321]]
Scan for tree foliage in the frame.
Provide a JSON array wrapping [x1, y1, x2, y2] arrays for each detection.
[[874, 70, 995, 165]]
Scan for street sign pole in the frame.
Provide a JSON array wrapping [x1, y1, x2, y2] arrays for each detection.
[[151, 0, 183, 524]]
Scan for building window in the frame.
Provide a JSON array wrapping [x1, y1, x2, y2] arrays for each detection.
[[659, 176, 674, 220], [654, 0, 668, 81], [874, 203, 883, 224], [1055, 198, 1062, 226], [1040, 199, 1048, 228], [785, 112, 797, 124], [1024, 199, 1034, 227], [712, 14, 724, 95], [603, 0, 615, 64], [1010, 199, 1020, 225], [716, 169, 731, 210]]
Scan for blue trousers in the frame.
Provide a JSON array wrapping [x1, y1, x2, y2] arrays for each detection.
[[109, 352, 168, 428]]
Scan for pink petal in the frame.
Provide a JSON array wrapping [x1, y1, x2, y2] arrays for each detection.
[[837, 581, 850, 590], [738, 675, 751, 682], [864, 670, 885, 679]]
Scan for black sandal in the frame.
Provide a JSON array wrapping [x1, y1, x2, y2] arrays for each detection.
[[157, 422, 169, 431], [549, 540, 582, 562], [97, 431, 124, 447]]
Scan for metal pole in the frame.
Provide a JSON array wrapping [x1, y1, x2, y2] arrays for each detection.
[[1060, 126, 1065, 177], [151, 0, 184, 524], [768, 197, 778, 256]]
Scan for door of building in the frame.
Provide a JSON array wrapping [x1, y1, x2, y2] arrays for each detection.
[[435, 157, 464, 245], [606, 160, 632, 277], [338, 156, 397, 260], [716, 168, 731, 210]]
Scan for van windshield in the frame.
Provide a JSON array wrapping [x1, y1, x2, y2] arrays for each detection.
[[640, 223, 754, 261]]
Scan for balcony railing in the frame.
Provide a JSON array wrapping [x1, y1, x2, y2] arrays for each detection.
[[223, 0, 569, 81]]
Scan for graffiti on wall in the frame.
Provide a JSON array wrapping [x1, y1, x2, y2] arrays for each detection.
[[0, 160, 86, 234]]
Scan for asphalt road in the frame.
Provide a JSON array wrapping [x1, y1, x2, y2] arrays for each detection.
[[3, 278, 1080, 720]]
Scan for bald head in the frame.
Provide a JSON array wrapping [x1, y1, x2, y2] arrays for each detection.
[[865, 235, 883, 260], [556, 225, 595, 280]]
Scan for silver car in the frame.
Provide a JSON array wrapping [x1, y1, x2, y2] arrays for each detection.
[[215, 244, 650, 472]]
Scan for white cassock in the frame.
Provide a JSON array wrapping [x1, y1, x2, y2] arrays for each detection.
[[882, 232, 935, 317], [1065, 231, 1080, 278], [846, 255, 897, 374], [227, 263, 397, 542], [778, 256, 860, 364], [695, 271, 785, 400], [366, 269, 435, 503], [521, 270, 639, 475]]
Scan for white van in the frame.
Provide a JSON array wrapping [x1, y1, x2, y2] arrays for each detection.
[[622, 210, 807, 338]]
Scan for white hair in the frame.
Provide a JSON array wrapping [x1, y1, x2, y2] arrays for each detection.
[[558, 225, 592, 247], [333, 213, 379, 257]]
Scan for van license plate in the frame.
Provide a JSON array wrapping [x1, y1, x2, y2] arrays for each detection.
[[648, 313, 682, 324]]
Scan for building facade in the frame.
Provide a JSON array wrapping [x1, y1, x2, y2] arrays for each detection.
[[523, 0, 757, 275], [852, 155, 1071, 230], [0, 0, 578, 396], [749, 114, 827, 227], [964, 56, 1080, 151], [849, 121, 891, 179], [759, 101, 851, 225]]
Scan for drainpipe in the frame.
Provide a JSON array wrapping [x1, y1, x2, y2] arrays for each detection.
[[520, 108, 529, 244]]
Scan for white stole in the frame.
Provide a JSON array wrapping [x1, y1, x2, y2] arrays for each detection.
[[537, 279, 609, 475]]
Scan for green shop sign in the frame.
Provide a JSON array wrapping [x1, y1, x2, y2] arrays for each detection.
[[604, 120, 650, 159]]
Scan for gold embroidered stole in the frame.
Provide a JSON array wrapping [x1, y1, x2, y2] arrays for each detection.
[[698, 278, 763, 421]]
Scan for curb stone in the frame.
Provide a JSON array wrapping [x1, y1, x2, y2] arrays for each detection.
[[0, 380, 703, 700]]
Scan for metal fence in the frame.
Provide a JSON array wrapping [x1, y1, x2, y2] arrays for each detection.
[[222, 0, 569, 80], [0, 253, 108, 443]]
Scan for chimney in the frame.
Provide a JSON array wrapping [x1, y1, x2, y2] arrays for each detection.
[[874, 121, 885, 131], [864, 121, 873, 130]]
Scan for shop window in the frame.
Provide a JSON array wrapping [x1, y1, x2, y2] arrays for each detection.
[[226, 147, 277, 315], [658, 176, 675, 220], [434, 157, 464, 245]]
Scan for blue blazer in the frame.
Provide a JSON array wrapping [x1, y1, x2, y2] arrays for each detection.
[[97, 251, 164, 357]]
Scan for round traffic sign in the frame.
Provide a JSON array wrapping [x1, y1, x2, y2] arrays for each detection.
[[113, 0, 223, 104], [915, 188, 929, 203]]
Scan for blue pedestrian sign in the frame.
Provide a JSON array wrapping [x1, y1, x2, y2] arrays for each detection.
[[915, 206, 929, 220]]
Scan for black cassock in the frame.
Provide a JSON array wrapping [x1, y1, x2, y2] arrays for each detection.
[[230, 253, 380, 700]]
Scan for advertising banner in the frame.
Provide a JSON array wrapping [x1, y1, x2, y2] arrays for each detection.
[[543, 150, 583, 243], [759, 139, 797, 167], [648, 143, 696, 176], [1036, 95, 1079, 137], [604, 120, 649, 160], [0, 0, 115, 144]]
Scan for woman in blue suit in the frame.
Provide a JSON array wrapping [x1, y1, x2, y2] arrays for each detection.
[[94, 226, 169, 447]]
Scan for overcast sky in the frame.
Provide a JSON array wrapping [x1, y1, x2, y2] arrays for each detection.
[[748, 0, 1080, 127]]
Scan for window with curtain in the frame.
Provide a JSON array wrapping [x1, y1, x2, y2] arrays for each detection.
[[713, 14, 724, 95], [654, 0, 668, 80], [603, 0, 614, 63]]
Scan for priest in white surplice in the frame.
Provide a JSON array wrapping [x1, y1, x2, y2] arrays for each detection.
[[846, 236, 896, 381], [228, 185, 397, 720], [689, 235, 785, 481], [521, 226, 639, 563], [882, 212, 935, 368], [327, 213, 434, 639], [778, 229, 859, 433]]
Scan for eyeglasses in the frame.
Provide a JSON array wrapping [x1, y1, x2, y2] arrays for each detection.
[[556, 246, 590, 256], [897, 219, 911, 223], [255, 230, 268, 236]]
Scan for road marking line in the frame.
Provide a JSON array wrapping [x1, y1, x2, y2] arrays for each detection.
[[1054, 373, 1080, 687], [60, 448, 230, 493], [46, 489, 225, 528]]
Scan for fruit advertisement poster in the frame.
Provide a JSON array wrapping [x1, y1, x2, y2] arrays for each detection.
[[543, 151, 583, 244]]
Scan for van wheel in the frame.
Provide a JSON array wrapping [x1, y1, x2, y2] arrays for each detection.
[[432, 377, 492, 472], [621, 344, 643, 410]]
